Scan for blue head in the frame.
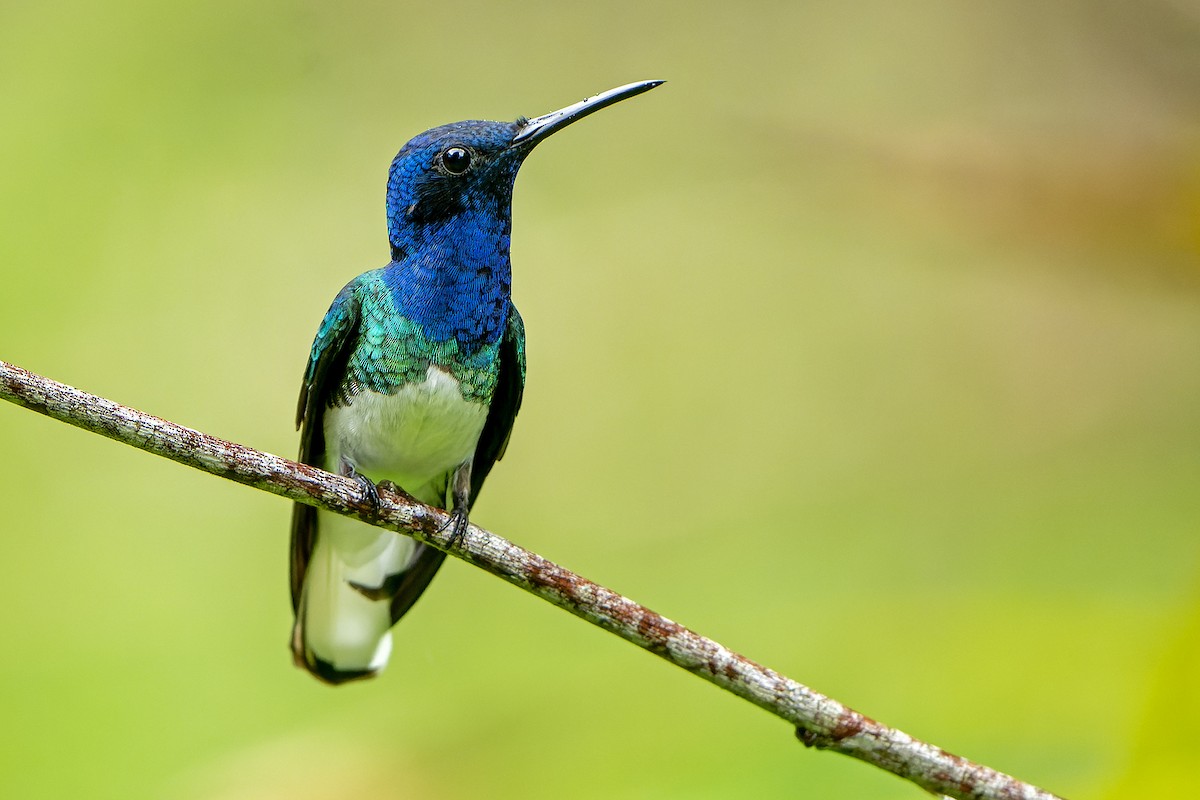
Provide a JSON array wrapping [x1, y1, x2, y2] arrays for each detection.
[[384, 80, 664, 263], [379, 81, 663, 349], [385, 120, 525, 263]]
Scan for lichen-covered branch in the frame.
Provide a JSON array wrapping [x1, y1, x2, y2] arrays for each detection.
[[0, 359, 1065, 800]]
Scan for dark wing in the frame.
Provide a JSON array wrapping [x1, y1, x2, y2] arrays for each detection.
[[289, 284, 360, 613], [470, 303, 527, 502], [385, 305, 524, 623]]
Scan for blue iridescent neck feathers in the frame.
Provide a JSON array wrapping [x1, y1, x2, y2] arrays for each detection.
[[383, 120, 527, 353]]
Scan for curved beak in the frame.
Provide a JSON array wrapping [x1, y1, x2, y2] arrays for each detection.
[[512, 80, 665, 146]]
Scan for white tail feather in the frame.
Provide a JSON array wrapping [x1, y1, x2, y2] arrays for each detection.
[[296, 509, 417, 677]]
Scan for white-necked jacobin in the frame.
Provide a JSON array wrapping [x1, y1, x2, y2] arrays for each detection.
[[289, 81, 663, 684]]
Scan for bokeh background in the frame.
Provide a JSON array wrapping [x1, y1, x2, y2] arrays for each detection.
[[2, 2, 1199, 798]]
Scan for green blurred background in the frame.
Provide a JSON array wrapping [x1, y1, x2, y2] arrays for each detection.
[[2, 1, 1198, 798]]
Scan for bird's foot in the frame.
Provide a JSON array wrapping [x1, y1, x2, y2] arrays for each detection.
[[339, 457, 379, 514], [357, 477, 380, 513], [439, 508, 470, 548]]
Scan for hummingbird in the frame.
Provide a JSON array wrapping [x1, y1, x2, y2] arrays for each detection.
[[289, 80, 663, 684]]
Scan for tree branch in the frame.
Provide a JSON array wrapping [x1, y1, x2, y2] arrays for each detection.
[[0, 358, 1064, 800]]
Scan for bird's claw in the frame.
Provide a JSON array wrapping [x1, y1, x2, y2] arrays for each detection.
[[440, 509, 470, 548], [354, 473, 380, 513], [340, 458, 379, 514]]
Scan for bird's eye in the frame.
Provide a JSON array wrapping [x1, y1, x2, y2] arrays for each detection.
[[440, 146, 472, 175]]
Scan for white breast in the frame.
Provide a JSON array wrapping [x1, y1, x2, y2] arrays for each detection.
[[323, 365, 489, 504]]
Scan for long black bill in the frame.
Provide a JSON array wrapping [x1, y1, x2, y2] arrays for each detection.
[[512, 80, 664, 146]]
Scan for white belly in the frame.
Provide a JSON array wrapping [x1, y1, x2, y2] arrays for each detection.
[[323, 365, 489, 505], [299, 366, 489, 676]]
